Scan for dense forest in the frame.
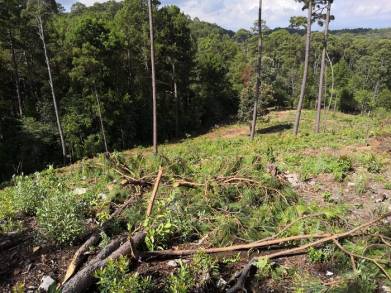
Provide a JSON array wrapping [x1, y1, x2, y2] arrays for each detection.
[[1, 0, 391, 182]]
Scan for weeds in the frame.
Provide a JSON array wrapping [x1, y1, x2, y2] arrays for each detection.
[[95, 256, 154, 293], [36, 192, 85, 245]]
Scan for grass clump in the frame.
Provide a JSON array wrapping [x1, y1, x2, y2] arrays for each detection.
[[95, 256, 154, 293]]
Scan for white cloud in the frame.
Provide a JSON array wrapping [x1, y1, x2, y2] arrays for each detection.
[[60, 0, 391, 31]]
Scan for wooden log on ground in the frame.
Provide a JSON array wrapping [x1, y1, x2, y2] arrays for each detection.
[[62, 231, 146, 293]]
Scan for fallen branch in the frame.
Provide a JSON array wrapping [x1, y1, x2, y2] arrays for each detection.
[[62, 232, 146, 293], [227, 212, 391, 292], [144, 233, 331, 258], [334, 239, 391, 281], [173, 179, 205, 188], [333, 239, 357, 272], [146, 167, 163, 217]]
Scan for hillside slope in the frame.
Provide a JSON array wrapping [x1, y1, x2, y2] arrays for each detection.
[[1, 110, 391, 292]]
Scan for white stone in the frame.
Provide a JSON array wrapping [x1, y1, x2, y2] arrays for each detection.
[[73, 187, 87, 195], [326, 271, 334, 277], [167, 260, 178, 267], [38, 276, 56, 292]]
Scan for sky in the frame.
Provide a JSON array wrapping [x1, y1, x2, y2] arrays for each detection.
[[59, 0, 391, 31]]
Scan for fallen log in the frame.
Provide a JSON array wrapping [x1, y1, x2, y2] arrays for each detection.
[[62, 193, 141, 284], [62, 231, 146, 293]]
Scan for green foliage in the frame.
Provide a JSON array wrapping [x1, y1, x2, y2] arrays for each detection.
[[308, 246, 333, 264], [285, 154, 352, 181], [95, 256, 154, 293], [167, 252, 218, 292], [36, 192, 85, 245], [13, 167, 60, 215], [167, 261, 194, 293]]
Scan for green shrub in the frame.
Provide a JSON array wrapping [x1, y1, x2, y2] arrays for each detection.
[[167, 261, 194, 293], [96, 256, 154, 293], [36, 192, 85, 245], [13, 167, 63, 215], [333, 156, 353, 182], [308, 246, 333, 264]]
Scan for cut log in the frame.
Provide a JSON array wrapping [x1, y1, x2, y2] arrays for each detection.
[[62, 231, 146, 293]]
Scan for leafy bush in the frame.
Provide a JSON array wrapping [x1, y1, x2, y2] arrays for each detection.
[[13, 167, 62, 215], [95, 256, 154, 293], [167, 252, 219, 292], [167, 261, 194, 293], [308, 246, 333, 263], [36, 192, 85, 245]]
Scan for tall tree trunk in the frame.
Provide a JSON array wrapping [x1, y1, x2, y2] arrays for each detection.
[[172, 63, 179, 138], [326, 51, 334, 112], [250, 0, 263, 140], [315, 0, 332, 133], [293, 0, 313, 136], [94, 87, 109, 153], [37, 14, 67, 161], [147, 0, 158, 155], [9, 30, 23, 117]]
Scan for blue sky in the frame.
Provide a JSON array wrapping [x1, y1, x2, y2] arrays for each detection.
[[59, 0, 391, 31]]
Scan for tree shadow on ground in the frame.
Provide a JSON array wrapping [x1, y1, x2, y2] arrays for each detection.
[[257, 123, 293, 134]]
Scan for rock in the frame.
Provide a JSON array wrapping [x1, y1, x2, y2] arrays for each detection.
[[98, 193, 108, 200], [38, 276, 56, 292], [217, 277, 227, 289], [325, 271, 334, 277], [285, 173, 300, 187], [347, 182, 355, 187], [375, 194, 387, 203], [73, 187, 87, 195], [167, 260, 178, 268], [330, 194, 342, 204]]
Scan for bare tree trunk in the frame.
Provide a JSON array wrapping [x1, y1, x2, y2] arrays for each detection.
[[147, 0, 158, 155], [37, 14, 67, 161], [9, 30, 23, 117], [172, 63, 179, 138], [315, 0, 331, 133], [94, 87, 109, 153], [326, 51, 335, 112], [293, 1, 313, 136], [250, 0, 263, 140]]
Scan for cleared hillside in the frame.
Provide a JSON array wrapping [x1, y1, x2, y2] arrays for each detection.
[[1, 110, 391, 292]]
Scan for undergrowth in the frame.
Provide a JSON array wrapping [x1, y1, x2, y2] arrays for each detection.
[[1, 111, 391, 291]]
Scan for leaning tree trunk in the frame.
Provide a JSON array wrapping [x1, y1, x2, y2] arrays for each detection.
[[293, 0, 313, 136], [315, 0, 332, 133], [250, 0, 263, 140], [94, 87, 109, 153], [147, 0, 158, 155], [9, 30, 23, 117], [37, 15, 67, 161]]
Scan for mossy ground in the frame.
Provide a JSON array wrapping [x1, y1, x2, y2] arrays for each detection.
[[1, 110, 391, 292]]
